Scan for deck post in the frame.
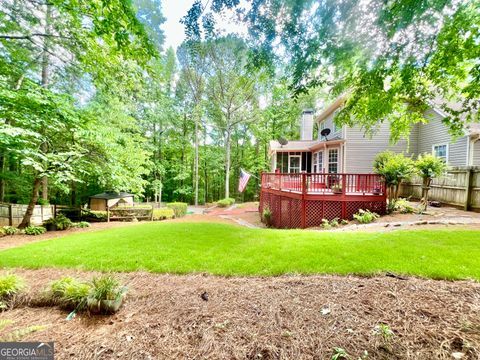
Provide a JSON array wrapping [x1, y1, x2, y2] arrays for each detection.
[[301, 173, 306, 228], [341, 174, 346, 219]]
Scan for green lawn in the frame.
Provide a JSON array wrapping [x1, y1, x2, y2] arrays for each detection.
[[1, 222, 479, 280]]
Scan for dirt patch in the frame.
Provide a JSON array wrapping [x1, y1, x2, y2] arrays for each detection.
[[1, 269, 479, 359], [0, 222, 144, 251]]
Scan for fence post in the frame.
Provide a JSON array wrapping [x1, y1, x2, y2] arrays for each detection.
[[301, 173, 306, 228], [464, 167, 474, 211], [8, 204, 13, 226]]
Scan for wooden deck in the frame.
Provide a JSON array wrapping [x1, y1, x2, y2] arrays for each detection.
[[260, 173, 387, 229]]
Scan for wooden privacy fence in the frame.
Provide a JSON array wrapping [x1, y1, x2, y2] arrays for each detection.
[[0, 203, 54, 226], [400, 167, 480, 211]]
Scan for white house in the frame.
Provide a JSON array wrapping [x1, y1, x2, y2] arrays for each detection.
[[270, 96, 480, 174]]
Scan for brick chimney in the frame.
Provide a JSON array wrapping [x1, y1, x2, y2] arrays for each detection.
[[300, 109, 314, 141]]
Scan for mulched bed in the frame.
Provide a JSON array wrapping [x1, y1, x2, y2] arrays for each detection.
[[1, 269, 479, 359]]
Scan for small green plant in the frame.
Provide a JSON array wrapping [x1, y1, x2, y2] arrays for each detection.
[[166, 202, 188, 217], [0, 274, 25, 310], [331, 184, 343, 193], [331, 347, 350, 360], [47, 275, 127, 317], [321, 219, 332, 229], [24, 225, 46, 236], [262, 206, 272, 226], [47, 277, 91, 310], [353, 209, 379, 224], [330, 218, 339, 227], [340, 219, 349, 225], [152, 208, 175, 220], [73, 221, 91, 228], [43, 214, 73, 230], [373, 323, 394, 350], [2, 226, 18, 236], [217, 198, 236, 208]]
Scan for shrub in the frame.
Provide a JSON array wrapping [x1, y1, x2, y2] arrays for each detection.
[[321, 219, 332, 229], [88, 275, 127, 314], [80, 209, 107, 222], [2, 226, 18, 236], [415, 153, 447, 211], [73, 221, 90, 228], [166, 202, 188, 218], [48, 277, 90, 310], [0, 274, 24, 310], [353, 209, 379, 224], [373, 151, 415, 204], [394, 199, 416, 214], [47, 275, 127, 316], [152, 208, 175, 221], [0, 227, 4, 237], [43, 214, 73, 230], [262, 206, 272, 226], [24, 226, 46, 236], [37, 198, 49, 206], [217, 198, 236, 208]]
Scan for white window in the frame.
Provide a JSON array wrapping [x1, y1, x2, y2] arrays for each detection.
[[312, 151, 324, 173], [328, 148, 339, 173], [433, 144, 448, 163], [288, 154, 301, 173]]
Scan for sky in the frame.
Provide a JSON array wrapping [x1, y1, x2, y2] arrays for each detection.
[[162, 0, 195, 49], [161, 1, 248, 50]]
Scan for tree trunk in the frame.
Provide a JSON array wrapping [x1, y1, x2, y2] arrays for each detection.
[[225, 129, 231, 199], [40, 3, 51, 202], [0, 154, 5, 202], [194, 114, 199, 206], [18, 177, 42, 229]]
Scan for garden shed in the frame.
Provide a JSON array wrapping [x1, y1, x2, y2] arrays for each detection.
[[88, 192, 134, 211]]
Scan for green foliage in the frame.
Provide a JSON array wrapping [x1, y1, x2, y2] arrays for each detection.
[[331, 347, 350, 360], [217, 198, 235, 207], [44, 214, 73, 230], [0, 274, 24, 310], [152, 208, 175, 220], [321, 219, 332, 230], [81, 210, 107, 222], [415, 154, 447, 180], [373, 323, 395, 345], [166, 202, 188, 218], [73, 221, 91, 228], [90, 276, 125, 302], [47, 275, 126, 315], [262, 206, 272, 227], [1, 226, 18, 236], [37, 198, 49, 206], [48, 277, 90, 310], [373, 151, 415, 202], [24, 226, 46, 236], [394, 199, 416, 214], [353, 209, 380, 224]]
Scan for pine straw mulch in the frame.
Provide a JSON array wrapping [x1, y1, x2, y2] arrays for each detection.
[[1, 269, 479, 359]]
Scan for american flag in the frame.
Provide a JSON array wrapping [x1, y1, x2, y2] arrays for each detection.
[[238, 168, 252, 193]]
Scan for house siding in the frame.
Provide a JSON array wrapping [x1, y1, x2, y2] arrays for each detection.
[[416, 109, 468, 166], [344, 122, 415, 173], [318, 112, 342, 140], [473, 140, 480, 166]]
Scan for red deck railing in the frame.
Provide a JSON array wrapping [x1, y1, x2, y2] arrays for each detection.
[[261, 172, 386, 195], [259, 172, 387, 228]]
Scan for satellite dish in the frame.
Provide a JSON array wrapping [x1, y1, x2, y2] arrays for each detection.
[[278, 137, 289, 146], [320, 128, 331, 140]]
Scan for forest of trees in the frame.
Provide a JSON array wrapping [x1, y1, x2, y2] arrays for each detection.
[[1, 0, 478, 222]]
